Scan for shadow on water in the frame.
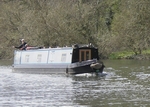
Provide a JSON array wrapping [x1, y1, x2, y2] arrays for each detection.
[[0, 59, 150, 107]]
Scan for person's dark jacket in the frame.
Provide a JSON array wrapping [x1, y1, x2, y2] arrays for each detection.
[[15, 42, 27, 50]]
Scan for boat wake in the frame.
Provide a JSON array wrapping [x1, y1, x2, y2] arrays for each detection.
[[74, 71, 107, 77]]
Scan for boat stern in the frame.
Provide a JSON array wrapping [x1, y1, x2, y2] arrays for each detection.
[[67, 59, 104, 74]]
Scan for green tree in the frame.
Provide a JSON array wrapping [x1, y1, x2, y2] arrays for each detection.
[[111, 0, 150, 55]]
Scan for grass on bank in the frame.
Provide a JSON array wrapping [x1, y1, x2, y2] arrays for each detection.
[[143, 50, 150, 54], [109, 51, 134, 59], [109, 50, 150, 59]]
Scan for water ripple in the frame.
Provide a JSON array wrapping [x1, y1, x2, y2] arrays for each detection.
[[0, 64, 150, 107]]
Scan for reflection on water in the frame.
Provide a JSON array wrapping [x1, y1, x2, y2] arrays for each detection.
[[0, 60, 150, 107]]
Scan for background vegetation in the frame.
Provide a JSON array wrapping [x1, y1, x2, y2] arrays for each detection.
[[0, 0, 150, 59]]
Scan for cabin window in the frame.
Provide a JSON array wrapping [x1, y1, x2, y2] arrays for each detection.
[[86, 51, 90, 60], [81, 51, 84, 61], [61, 54, 66, 62], [37, 54, 42, 62], [79, 49, 91, 61], [25, 55, 30, 62]]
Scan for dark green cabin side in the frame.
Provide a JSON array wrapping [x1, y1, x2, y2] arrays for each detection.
[[71, 45, 99, 63]]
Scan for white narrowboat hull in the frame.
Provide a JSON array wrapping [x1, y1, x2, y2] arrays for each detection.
[[12, 45, 105, 74], [13, 59, 98, 74], [13, 64, 67, 73]]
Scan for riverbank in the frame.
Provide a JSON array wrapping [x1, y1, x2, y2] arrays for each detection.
[[109, 51, 150, 60]]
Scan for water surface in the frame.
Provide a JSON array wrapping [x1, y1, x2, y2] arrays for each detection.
[[0, 60, 150, 107]]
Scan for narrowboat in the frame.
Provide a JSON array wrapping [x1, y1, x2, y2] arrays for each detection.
[[12, 44, 105, 74]]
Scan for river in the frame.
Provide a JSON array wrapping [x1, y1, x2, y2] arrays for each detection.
[[0, 59, 150, 107]]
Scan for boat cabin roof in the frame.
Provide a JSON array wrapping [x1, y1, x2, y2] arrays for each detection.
[[16, 44, 97, 52], [14, 44, 99, 64]]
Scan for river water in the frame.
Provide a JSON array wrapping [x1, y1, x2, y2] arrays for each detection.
[[0, 59, 150, 107]]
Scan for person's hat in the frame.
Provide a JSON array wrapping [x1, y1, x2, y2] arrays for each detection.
[[20, 39, 24, 42]]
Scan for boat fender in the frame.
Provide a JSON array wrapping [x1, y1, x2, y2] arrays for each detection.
[[90, 63, 102, 69]]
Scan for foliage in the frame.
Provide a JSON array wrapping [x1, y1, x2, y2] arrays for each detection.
[[109, 51, 134, 59], [0, 0, 150, 59], [109, 49, 150, 59], [143, 50, 150, 55]]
